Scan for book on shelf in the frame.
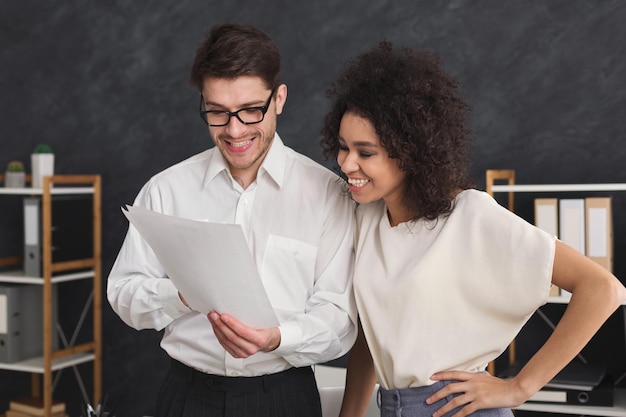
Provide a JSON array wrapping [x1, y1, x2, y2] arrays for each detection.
[[8, 397, 66, 416]]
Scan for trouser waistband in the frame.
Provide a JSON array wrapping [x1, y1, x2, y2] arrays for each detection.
[[169, 358, 314, 392]]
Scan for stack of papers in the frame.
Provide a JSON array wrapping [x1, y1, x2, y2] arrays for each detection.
[[122, 205, 278, 328]]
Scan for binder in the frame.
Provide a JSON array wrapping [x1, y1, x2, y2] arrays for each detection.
[[502, 360, 606, 391], [534, 198, 558, 237], [23, 198, 41, 278], [585, 197, 613, 272], [0, 284, 59, 362], [0, 286, 21, 363], [528, 377, 613, 406], [534, 198, 560, 296], [544, 361, 606, 391], [23, 195, 94, 277], [559, 199, 586, 255], [502, 361, 613, 406]]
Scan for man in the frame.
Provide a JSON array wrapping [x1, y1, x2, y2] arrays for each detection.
[[107, 23, 357, 417]]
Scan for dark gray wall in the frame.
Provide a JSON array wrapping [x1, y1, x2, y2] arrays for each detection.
[[1, 1, 626, 416]]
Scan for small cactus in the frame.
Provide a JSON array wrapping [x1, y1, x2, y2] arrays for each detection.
[[5, 159, 26, 187], [7, 160, 24, 172]]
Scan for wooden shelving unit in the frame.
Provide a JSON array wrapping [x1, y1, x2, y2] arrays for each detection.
[[0, 174, 101, 417], [486, 169, 626, 415]]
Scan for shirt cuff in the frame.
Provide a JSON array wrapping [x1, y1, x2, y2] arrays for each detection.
[[158, 279, 192, 319], [272, 321, 303, 355]]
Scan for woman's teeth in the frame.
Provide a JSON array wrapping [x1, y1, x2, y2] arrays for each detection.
[[348, 178, 370, 187]]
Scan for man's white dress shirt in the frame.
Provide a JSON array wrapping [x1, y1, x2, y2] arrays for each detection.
[[108, 134, 357, 377]]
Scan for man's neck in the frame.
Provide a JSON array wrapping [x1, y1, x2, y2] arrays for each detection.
[[232, 174, 253, 189]]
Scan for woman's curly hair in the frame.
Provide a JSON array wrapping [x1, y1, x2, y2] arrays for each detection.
[[320, 41, 475, 221]]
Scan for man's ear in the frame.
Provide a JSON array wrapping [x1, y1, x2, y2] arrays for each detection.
[[274, 84, 287, 115]]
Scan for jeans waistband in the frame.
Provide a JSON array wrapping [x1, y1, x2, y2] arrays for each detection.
[[379, 380, 457, 406], [378, 378, 513, 417], [169, 358, 313, 392]]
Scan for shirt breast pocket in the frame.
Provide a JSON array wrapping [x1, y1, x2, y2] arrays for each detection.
[[260, 235, 318, 312]]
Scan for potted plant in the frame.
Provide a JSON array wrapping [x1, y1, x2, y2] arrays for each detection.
[[4, 160, 26, 188], [31, 143, 54, 189]]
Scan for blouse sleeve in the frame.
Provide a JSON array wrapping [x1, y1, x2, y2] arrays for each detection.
[[451, 190, 556, 316]]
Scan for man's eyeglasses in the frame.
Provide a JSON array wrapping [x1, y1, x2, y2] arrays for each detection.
[[199, 89, 276, 127]]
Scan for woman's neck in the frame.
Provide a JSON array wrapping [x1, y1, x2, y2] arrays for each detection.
[[386, 203, 415, 227]]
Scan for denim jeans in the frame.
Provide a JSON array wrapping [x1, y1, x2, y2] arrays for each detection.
[[378, 380, 514, 417]]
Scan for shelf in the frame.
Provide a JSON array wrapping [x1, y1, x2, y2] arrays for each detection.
[[515, 388, 626, 416], [0, 270, 94, 284], [0, 353, 95, 373], [491, 184, 626, 193], [487, 170, 626, 416], [0, 186, 95, 195], [0, 175, 102, 416]]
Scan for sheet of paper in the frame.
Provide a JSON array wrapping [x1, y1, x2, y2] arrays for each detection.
[[122, 205, 278, 328]]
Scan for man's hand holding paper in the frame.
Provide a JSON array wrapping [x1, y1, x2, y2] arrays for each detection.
[[208, 312, 281, 358]]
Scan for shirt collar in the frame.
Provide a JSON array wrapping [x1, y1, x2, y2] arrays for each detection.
[[259, 133, 286, 188], [203, 132, 287, 189]]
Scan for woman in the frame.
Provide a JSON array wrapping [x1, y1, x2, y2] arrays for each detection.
[[320, 41, 626, 417]]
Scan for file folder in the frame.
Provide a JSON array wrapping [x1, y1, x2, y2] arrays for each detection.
[[535, 198, 560, 297], [559, 199, 586, 255], [0, 286, 21, 363], [585, 197, 613, 272]]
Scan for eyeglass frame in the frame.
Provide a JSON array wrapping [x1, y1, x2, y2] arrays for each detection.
[[199, 88, 277, 127]]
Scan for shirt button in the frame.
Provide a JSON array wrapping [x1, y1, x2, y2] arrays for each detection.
[[230, 371, 239, 376], [242, 199, 248, 206]]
